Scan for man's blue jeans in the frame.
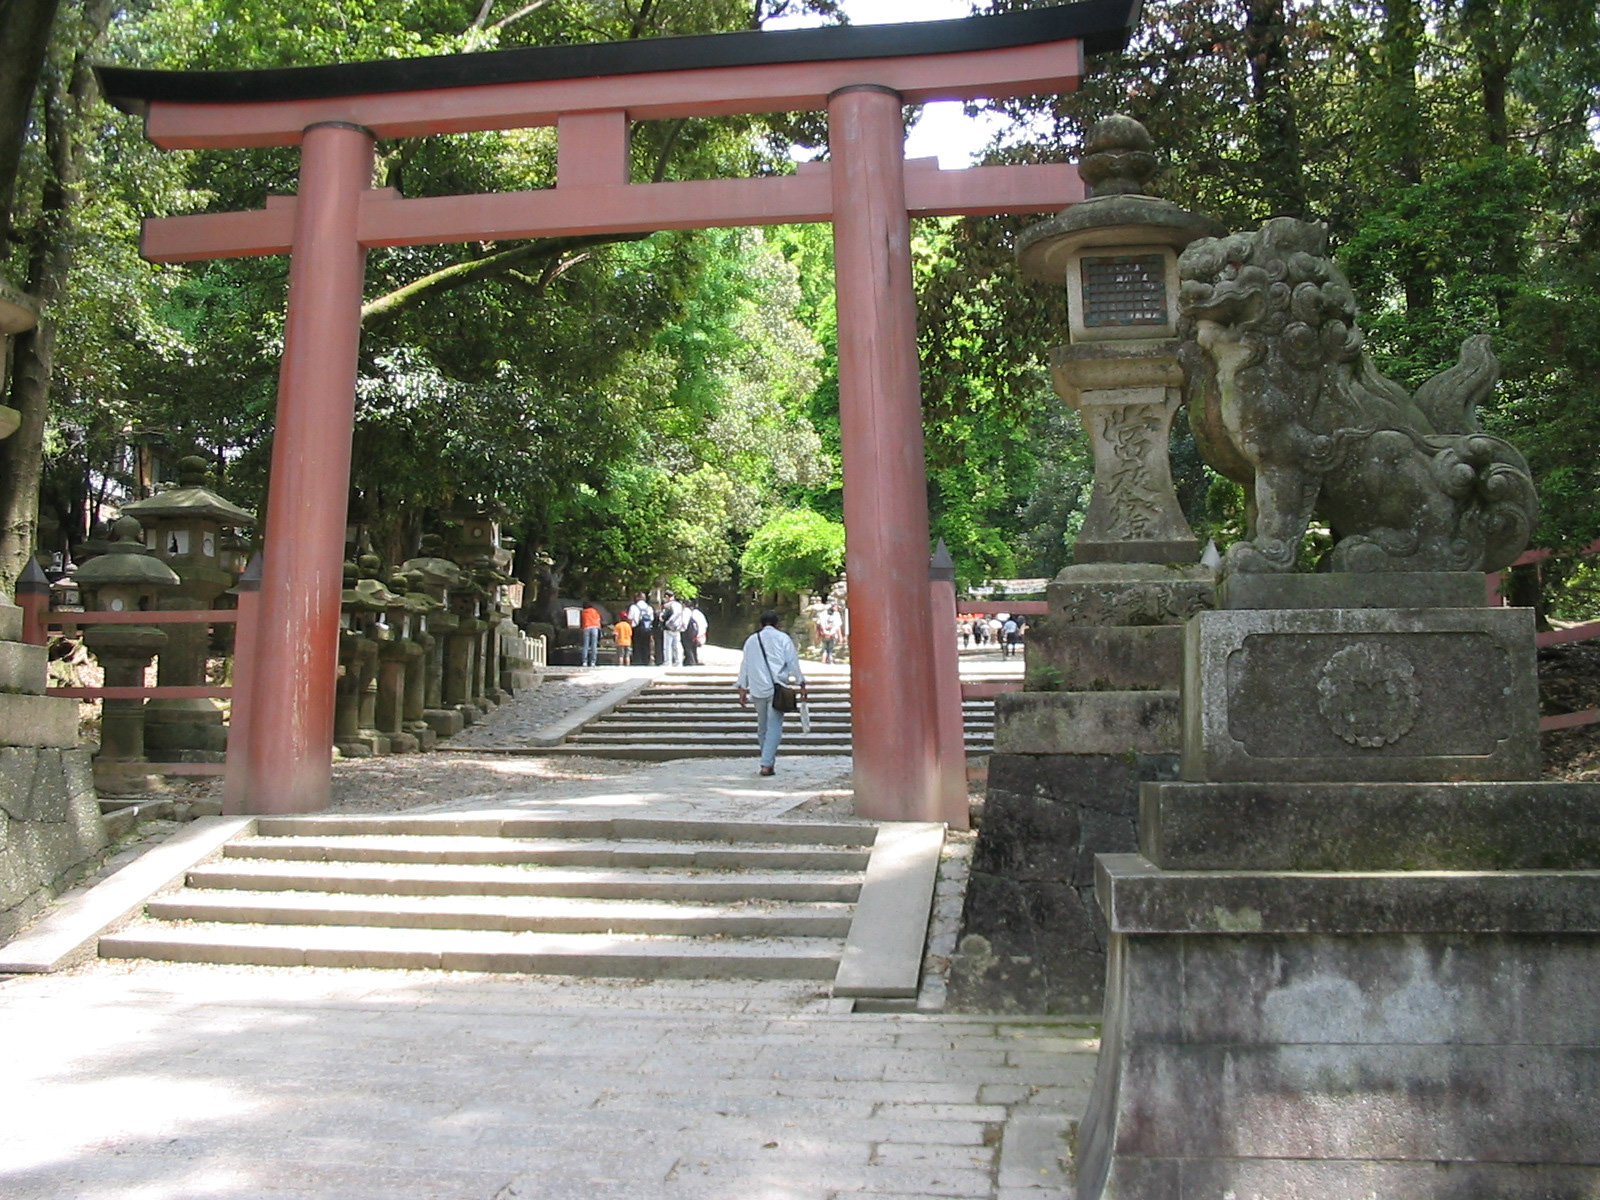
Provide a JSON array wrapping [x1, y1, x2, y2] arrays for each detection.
[[581, 625, 599, 666], [754, 694, 784, 768]]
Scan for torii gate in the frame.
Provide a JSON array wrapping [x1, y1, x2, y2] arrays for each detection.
[[97, 1, 1136, 822]]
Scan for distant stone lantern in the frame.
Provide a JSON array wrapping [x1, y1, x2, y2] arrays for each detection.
[[121, 455, 256, 763], [71, 517, 181, 792], [1015, 115, 1225, 565], [400, 542, 465, 739]]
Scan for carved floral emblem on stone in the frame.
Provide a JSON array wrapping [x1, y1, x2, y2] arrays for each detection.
[[1315, 643, 1421, 748]]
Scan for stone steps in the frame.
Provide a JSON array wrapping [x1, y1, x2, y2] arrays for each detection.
[[180, 858, 864, 902], [145, 890, 854, 937], [220, 834, 871, 871], [553, 670, 997, 759], [101, 923, 845, 978], [98, 814, 950, 987]]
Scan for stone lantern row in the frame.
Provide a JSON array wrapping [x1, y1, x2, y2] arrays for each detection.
[[332, 523, 541, 759], [57, 465, 543, 782]]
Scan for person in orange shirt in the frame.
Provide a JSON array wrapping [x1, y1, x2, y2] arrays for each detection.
[[579, 601, 602, 667], [613, 615, 633, 666]]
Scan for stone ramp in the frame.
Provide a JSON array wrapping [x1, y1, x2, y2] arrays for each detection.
[[549, 669, 997, 760], [98, 814, 946, 995]]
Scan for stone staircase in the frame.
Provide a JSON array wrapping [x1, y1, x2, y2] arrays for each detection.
[[551, 669, 997, 760], [97, 814, 943, 994]]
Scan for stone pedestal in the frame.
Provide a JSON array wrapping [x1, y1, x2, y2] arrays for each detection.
[[1075, 575, 1600, 1198], [499, 626, 543, 694], [402, 626, 438, 751], [421, 610, 464, 738], [1049, 343, 1197, 565], [951, 563, 1213, 1014], [0, 599, 106, 940], [445, 611, 482, 725], [84, 625, 168, 794], [375, 635, 421, 754]]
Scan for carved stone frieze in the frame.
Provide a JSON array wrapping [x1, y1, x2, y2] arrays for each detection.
[[1314, 643, 1422, 748]]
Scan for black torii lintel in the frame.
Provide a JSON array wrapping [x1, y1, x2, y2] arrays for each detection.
[[97, 0, 1142, 116]]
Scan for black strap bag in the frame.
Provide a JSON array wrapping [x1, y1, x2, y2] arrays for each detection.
[[759, 629, 800, 713]]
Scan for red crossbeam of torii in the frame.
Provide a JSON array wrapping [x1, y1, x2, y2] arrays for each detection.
[[97, 2, 1138, 822]]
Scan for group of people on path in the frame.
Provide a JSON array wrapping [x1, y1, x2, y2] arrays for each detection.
[[959, 615, 1025, 656], [580, 600, 809, 776], [577, 591, 708, 668]]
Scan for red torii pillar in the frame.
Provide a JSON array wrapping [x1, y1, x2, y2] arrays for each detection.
[[829, 85, 941, 820], [234, 123, 375, 812], [98, 6, 1132, 820]]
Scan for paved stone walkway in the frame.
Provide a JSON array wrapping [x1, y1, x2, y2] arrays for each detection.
[[1, 643, 1094, 1198], [0, 963, 1097, 1199]]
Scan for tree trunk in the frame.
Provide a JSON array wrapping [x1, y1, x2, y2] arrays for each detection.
[[1243, 0, 1307, 219], [0, 0, 62, 257], [1379, 0, 1435, 315], [0, 0, 114, 597]]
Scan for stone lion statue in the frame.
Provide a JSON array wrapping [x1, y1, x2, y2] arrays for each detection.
[[1177, 217, 1537, 574]]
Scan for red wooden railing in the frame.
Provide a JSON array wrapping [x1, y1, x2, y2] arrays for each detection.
[[1494, 539, 1600, 733], [34, 609, 242, 777]]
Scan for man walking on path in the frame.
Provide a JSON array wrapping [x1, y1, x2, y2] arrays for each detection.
[[660, 590, 687, 667], [816, 603, 843, 664], [579, 601, 602, 667], [627, 593, 655, 666], [737, 611, 807, 776], [685, 600, 707, 666]]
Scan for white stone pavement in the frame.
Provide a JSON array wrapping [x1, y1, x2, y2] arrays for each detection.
[[0, 966, 1097, 1199], [0, 679, 1098, 1200]]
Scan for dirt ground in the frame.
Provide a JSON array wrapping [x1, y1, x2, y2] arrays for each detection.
[[1538, 640, 1600, 780]]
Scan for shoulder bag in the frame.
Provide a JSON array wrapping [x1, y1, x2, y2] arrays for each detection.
[[759, 629, 800, 713]]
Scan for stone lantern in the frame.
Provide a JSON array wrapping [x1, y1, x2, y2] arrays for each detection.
[[1016, 115, 1224, 566], [373, 572, 427, 754], [950, 117, 1225, 1015], [71, 517, 181, 792], [401, 541, 465, 739], [121, 455, 255, 763]]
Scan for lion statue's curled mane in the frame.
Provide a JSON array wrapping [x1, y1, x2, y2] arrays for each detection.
[[1177, 217, 1536, 574]]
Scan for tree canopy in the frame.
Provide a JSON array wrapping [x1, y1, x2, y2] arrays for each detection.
[[1, 0, 1595, 608]]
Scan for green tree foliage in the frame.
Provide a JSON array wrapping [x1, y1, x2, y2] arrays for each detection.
[[959, 0, 1600, 581], [738, 506, 845, 595], [8, 0, 840, 606]]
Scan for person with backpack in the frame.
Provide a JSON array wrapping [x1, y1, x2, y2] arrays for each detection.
[[737, 611, 807, 776], [627, 592, 655, 665], [660, 590, 689, 667], [684, 600, 707, 666]]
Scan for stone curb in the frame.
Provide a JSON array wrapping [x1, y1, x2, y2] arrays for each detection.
[[834, 821, 946, 1000], [0, 815, 254, 973]]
